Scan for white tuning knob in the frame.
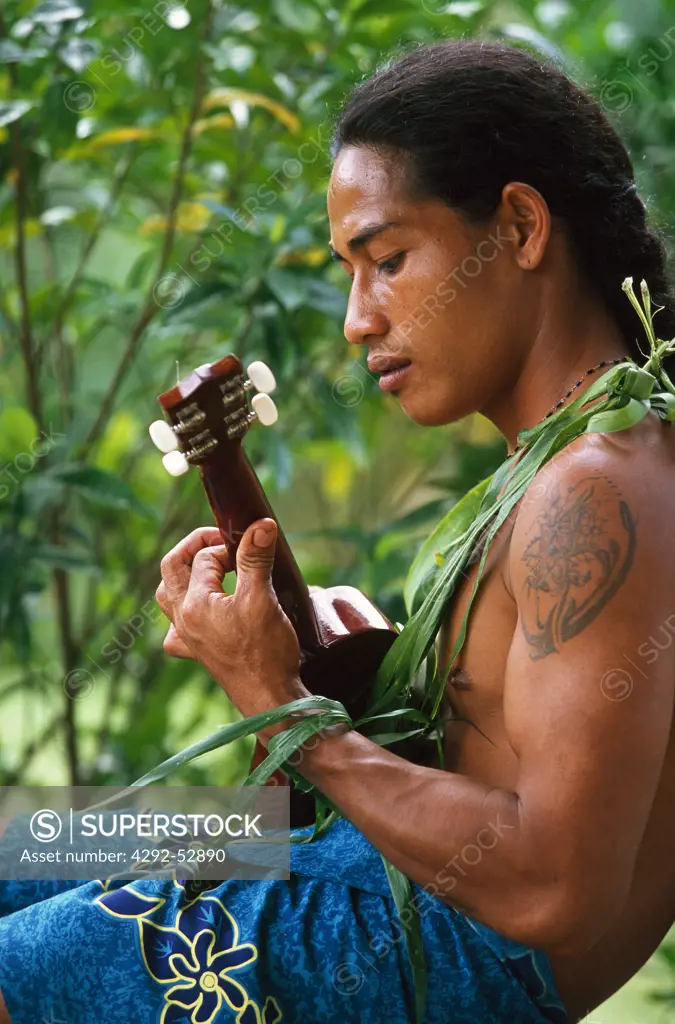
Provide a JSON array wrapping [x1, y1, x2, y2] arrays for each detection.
[[246, 360, 276, 394], [251, 393, 278, 426], [162, 450, 190, 477], [149, 420, 179, 453]]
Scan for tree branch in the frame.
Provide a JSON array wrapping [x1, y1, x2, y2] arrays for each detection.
[[80, 3, 214, 457], [53, 550, 81, 787], [8, 87, 44, 433], [36, 149, 137, 425], [2, 713, 64, 787]]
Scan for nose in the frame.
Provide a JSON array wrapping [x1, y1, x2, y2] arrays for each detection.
[[343, 277, 388, 347]]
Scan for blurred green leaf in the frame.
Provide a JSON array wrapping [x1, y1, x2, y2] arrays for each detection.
[[32, 543, 98, 572], [0, 99, 34, 126], [49, 466, 152, 515], [31, 1, 85, 23], [0, 408, 40, 459], [272, 0, 323, 33], [265, 267, 309, 310]]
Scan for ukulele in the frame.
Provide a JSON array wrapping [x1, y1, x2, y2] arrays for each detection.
[[149, 354, 398, 825]]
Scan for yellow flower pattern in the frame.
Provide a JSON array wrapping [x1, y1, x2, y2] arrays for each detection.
[[95, 879, 283, 1024]]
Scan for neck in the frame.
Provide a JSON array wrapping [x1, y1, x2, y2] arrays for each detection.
[[481, 297, 630, 455]]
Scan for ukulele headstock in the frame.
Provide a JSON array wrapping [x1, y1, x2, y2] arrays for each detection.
[[149, 355, 278, 476]]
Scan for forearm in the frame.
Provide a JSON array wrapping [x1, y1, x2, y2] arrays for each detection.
[[293, 724, 554, 944]]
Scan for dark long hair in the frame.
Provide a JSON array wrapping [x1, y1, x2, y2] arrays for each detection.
[[330, 40, 675, 368]]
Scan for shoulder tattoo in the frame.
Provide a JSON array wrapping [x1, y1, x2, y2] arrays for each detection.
[[519, 472, 637, 660]]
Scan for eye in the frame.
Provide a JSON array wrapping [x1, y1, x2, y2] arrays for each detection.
[[377, 253, 404, 276]]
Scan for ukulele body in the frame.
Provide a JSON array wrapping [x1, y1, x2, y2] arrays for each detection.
[[248, 584, 397, 825]]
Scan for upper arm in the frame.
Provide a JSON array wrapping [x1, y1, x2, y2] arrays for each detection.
[[0, 991, 10, 1024], [504, 444, 674, 950]]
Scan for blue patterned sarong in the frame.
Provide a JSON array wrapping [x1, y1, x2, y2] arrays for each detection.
[[0, 817, 569, 1023]]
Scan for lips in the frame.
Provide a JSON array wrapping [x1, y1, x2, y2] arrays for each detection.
[[367, 354, 411, 375]]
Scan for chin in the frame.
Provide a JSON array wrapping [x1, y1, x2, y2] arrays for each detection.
[[398, 393, 463, 427]]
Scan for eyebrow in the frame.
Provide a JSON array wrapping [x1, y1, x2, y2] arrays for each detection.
[[329, 220, 402, 261]]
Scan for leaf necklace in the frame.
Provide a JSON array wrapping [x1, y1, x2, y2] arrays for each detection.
[[510, 355, 628, 456]]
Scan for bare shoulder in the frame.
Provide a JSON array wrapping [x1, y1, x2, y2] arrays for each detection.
[[507, 415, 675, 662]]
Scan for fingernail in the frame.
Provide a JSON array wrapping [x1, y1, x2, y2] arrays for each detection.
[[253, 526, 275, 547]]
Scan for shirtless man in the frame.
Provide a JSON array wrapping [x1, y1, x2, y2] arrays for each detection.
[[1, 39, 674, 1024], [297, 140, 675, 1023]]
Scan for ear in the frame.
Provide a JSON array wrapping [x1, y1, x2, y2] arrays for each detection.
[[499, 181, 552, 272]]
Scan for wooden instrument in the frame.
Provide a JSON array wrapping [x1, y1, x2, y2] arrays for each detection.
[[150, 354, 397, 825]]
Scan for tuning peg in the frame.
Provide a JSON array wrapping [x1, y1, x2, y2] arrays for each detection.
[[251, 393, 278, 426], [162, 450, 190, 477], [246, 360, 276, 394], [149, 420, 179, 453]]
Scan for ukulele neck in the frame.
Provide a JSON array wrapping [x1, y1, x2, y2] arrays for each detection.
[[200, 443, 320, 654]]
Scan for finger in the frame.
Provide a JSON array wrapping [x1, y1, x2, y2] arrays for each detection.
[[234, 518, 277, 598], [155, 580, 170, 617], [182, 544, 232, 609], [163, 624, 194, 659], [160, 527, 230, 608]]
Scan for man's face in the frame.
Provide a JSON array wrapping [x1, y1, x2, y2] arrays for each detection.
[[327, 146, 525, 426]]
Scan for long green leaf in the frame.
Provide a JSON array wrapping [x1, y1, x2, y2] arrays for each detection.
[[381, 856, 427, 1024], [130, 696, 349, 788], [366, 727, 428, 745], [586, 397, 650, 433], [244, 704, 352, 786], [50, 465, 151, 516], [403, 473, 494, 615]]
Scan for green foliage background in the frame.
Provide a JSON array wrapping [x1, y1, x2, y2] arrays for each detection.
[[1, 0, 674, 1017]]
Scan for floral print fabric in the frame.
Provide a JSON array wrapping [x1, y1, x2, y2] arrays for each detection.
[[0, 817, 568, 1023]]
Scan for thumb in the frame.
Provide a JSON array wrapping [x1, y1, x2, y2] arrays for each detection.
[[235, 518, 277, 592]]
